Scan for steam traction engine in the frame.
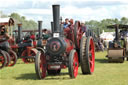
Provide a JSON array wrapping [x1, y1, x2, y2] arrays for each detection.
[[35, 5, 95, 79], [11, 24, 38, 63], [106, 24, 128, 63], [0, 18, 18, 69]]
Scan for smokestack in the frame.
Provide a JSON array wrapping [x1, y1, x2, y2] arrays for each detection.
[[17, 23, 22, 42], [115, 25, 119, 41], [37, 21, 43, 47], [38, 21, 42, 39], [52, 5, 60, 32], [51, 22, 54, 33]]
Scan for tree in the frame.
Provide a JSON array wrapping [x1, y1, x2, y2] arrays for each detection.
[[120, 17, 128, 24], [9, 13, 37, 30]]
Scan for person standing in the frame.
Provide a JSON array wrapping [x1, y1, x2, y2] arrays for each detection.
[[0, 25, 11, 51], [63, 18, 69, 29]]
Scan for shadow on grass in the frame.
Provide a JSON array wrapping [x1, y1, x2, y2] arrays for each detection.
[[44, 72, 71, 80], [45, 77, 70, 80], [15, 72, 71, 80], [95, 58, 108, 63], [15, 73, 37, 80]]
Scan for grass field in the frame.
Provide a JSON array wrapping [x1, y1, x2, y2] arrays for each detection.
[[0, 51, 128, 85]]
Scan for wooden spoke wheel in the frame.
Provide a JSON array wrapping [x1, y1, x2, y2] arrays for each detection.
[[68, 49, 79, 78], [80, 36, 95, 74]]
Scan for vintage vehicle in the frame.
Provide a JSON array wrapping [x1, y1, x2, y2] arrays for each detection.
[[11, 24, 51, 63], [0, 17, 17, 69], [10, 24, 39, 63], [106, 24, 128, 63], [13, 28, 51, 49], [35, 5, 95, 79]]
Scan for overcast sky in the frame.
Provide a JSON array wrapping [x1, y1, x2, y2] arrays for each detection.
[[0, 0, 128, 28]]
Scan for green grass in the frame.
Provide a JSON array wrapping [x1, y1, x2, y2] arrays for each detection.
[[0, 51, 128, 85]]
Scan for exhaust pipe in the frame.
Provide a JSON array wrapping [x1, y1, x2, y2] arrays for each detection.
[[37, 21, 43, 47], [17, 23, 22, 42], [38, 21, 42, 39], [115, 25, 119, 41], [52, 5, 60, 33], [51, 22, 54, 33]]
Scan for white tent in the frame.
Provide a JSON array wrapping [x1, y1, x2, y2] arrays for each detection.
[[100, 31, 114, 42]]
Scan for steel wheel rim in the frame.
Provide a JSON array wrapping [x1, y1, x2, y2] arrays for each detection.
[[73, 51, 79, 78], [89, 38, 95, 73]]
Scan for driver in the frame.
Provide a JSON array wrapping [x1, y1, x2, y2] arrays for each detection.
[[63, 18, 69, 29], [0, 25, 11, 51]]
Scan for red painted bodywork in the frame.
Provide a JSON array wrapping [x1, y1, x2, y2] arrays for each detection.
[[64, 38, 74, 54], [64, 25, 74, 42]]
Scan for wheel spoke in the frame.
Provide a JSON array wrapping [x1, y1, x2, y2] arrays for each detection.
[[89, 59, 93, 66]]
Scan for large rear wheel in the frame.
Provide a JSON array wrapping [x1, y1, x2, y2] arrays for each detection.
[[68, 49, 79, 78], [35, 50, 46, 79], [80, 36, 95, 74], [74, 21, 82, 49]]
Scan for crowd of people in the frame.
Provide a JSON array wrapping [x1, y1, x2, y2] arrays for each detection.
[[62, 18, 86, 33]]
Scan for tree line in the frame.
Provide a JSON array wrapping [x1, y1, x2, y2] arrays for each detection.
[[0, 11, 37, 30], [1, 11, 128, 33], [85, 17, 128, 34]]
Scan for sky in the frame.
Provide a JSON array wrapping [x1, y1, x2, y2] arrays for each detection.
[[0, 0, 128, 28]]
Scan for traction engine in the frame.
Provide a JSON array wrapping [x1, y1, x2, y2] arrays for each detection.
[[35, 5, 95, 79]]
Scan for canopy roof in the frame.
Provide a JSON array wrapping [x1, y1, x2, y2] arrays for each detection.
[[0, 17, 14, 26], [107, 24, 128, 30]]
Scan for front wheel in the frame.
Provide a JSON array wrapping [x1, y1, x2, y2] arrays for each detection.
[[35, 50, 46, 79], [68, 49, 79, 78]]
